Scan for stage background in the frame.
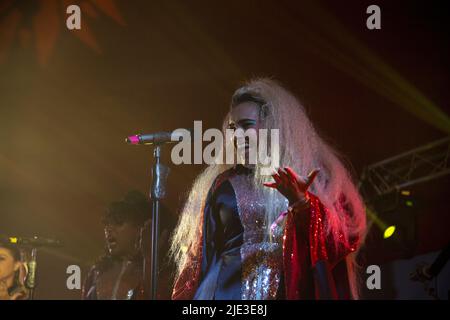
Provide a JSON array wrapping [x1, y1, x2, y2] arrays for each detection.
[[0, 0, 448, 299]]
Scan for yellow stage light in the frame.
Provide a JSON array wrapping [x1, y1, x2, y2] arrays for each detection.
[[383, 226, 396, 239]]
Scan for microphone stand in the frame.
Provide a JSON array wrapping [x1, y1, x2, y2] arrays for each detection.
[[148, 144, 169, 300], [1, 235, 62, 300], [25, 247, 38, 300]]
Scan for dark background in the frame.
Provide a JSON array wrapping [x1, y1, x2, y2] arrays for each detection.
[[0, 0, 449, 299]]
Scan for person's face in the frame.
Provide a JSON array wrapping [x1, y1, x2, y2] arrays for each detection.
[[228, 101, 262, 164], [104, 222, 140, 258], [0, 248, 20, 283]]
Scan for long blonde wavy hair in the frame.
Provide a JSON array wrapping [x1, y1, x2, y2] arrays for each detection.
[[169, 78, 366, 298]]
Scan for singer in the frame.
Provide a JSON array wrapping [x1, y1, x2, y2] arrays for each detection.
[[82, 190, 175, 300], [170, 78, 367, 300], [0, 241, 28, 300], [82, 191, 151, 300]]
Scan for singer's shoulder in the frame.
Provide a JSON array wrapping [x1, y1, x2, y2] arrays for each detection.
[[209, 167, 242, 194]]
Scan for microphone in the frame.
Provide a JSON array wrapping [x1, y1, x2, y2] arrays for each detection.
[[126, 129, 191, 145], [1, 235, 62, 248]]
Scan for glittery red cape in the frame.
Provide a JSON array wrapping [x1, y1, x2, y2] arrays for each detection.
[[171, 192, 358, 300]]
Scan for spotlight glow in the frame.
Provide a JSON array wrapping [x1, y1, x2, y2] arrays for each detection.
[[383, 226, 396, 239]]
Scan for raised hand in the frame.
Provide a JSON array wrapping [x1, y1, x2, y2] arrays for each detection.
[[263, 167, 319, 204]]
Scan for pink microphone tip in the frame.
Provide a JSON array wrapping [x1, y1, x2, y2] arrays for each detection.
[[126, 135, 140, 145]]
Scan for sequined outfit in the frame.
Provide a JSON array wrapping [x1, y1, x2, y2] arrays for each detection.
[[172, 166, 359, 300], [231, 171, 285, 300]]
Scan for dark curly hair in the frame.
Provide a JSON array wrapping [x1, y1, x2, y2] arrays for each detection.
[[0, 240, 21, 261], [101, 190, 151, 227]]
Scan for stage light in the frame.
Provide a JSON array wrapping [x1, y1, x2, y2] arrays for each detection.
[[366, 207, 399, 240], [405, 200, 413, 207], [9, 237, 18, 243], [401, 190, 411, 196], [383, 226, 396, 239]]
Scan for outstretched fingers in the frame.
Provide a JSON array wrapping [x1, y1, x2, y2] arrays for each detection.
[[263, 182, 278, 189], [305, 168, 320, 188]]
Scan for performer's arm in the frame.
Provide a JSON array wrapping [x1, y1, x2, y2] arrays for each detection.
[[285, 192, 357, 299], [265, 167, 358, 299]]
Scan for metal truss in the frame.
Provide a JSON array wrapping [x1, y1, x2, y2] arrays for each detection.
[[359, 136, 450, 201]]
